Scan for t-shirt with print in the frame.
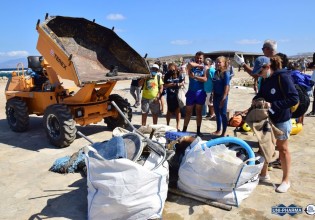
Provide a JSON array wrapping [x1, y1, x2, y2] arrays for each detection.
[[188, 66, 205, 92], [164, 71, 184, 95], [142, 75, 164, 100]]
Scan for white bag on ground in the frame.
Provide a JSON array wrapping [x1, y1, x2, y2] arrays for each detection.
[[84, 146, 168, 220], [177, 140, 263, 206]]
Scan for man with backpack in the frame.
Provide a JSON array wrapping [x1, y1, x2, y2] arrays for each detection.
[[138, 64, 164, 126]]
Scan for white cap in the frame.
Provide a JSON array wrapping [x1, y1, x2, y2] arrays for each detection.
[[151, 64, 159, 69]]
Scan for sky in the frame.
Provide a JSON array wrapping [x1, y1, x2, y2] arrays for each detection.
[[0, 0, 314, 64]]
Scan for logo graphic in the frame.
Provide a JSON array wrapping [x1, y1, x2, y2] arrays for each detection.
[[271, 204, 303, 216], [305, 204, 315, 215]]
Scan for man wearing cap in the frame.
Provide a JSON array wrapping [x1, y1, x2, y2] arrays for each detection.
[[234, 39, 277, 93], [139, 64, 164, 126]]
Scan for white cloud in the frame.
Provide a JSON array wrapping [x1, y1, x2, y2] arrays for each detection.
[[170, 40, 192, 45], [278, 39, 290, 43], [106, 13, 125, 21], [236, 39, 261, 45], [0, 50, 29, 57]]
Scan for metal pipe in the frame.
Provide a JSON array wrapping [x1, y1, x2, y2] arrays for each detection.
[[168, 188, 232, 211], [77, 131, 94, 144]]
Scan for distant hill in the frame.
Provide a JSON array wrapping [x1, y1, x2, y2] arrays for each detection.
[[0, 58, 28, 69], [147, 54, 193, 64]]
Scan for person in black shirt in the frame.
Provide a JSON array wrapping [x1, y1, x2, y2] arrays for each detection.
[[163, 63, 184, 131]]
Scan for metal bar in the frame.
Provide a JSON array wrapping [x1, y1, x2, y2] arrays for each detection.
[[111, 100, 165, 157], [77, 131, 94, 144], [168, 188, 233, 211]]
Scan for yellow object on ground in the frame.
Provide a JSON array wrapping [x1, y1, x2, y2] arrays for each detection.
[[242, 122, 251, 132], [290, 119, 302, 135]]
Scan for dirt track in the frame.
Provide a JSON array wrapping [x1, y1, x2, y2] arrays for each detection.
[[0, 70, 315, 219]]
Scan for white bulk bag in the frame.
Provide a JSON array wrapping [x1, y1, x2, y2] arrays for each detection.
[[178, 140, 263, 206], [84, 146, 168, 220]]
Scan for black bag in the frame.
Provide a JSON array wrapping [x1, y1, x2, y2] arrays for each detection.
[[291, 84, 310, 118], [278, 75, 310, 118]]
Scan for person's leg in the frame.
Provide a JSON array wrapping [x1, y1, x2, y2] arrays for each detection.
[[130, 85, 137, 104], [195, 90, 206, 135], [175, 108, 181, 131], [183, 105, 193, 132], [182, 90, 195, 132], [141, 98, 150, 126], [277, 139, 291, 183], [212, 95, 221, 134], [166, 110, 171, 126], [160, 95, 165, 114], [274, 119, 292, 192], [195, 104, 203, 135], [135, 86, 142, 106], [220, 96, 229, 137], [150, 99, 160, 125]]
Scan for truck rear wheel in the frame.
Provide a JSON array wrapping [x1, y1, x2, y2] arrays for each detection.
[[43, 105, 77, 148], [105, 94, 132, 130], [5, 98, 30, 132]]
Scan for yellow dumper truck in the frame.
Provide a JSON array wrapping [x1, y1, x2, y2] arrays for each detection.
[[5, 15, 150, 148]]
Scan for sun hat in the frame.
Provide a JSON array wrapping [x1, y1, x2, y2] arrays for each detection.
[[252, 56, 271, 74]]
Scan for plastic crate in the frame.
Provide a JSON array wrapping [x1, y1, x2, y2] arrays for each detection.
[[165, 131, 195, 141]]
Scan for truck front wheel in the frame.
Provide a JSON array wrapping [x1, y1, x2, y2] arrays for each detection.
[[43, 105, 77, 148], [105, 94, 132, 130]]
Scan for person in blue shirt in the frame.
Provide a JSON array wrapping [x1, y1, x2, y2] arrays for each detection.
[[252, 55, 299, 193], [204, 58, 216, 119], [211, 56, 231, 137], [182, 51, 207, 136]]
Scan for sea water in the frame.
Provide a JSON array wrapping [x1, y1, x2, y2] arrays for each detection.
[[0, 68, 27, 78]]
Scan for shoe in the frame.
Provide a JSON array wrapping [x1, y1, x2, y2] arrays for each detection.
[[135, 102, 140, 107], [259, 174, 271, 182], [276, 181, 290, 193], [270, 159, 281, 169], [306, 111, 315, 116], [106, 65, 118, 77], [177, 129, 181, 132], [209, 115, 216, 120]]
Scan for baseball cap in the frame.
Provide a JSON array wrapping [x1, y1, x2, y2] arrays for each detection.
[[252, 56, 270, 74]]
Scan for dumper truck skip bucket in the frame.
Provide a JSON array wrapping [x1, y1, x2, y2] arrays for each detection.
[[36, 15, 150, 86]]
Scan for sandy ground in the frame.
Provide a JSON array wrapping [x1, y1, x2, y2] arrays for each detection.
[[0, 70, 314, 220]]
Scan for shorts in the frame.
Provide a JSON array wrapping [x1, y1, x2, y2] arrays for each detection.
[[186, 90, 206, 106], [141, 98, 160, 115], [274, 119, 292, 140], [205, 92, 214, 106]]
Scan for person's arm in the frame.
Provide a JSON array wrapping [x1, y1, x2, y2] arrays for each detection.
[[194, 66, 208, 82], [219, 72, 230, 108]]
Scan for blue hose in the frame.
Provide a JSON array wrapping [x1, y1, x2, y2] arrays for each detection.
[[203, 137, 255, 165]]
